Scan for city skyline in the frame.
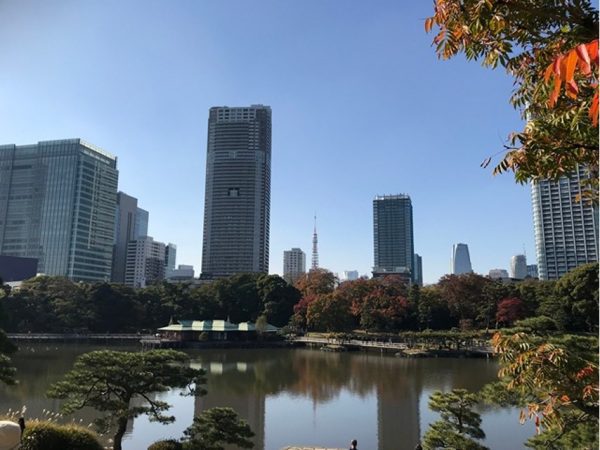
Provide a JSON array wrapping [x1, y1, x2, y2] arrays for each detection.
[[0, 1, 537, 284]]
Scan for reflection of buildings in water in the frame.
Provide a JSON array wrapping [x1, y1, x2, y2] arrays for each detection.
[[377, 382, 420, 450], [193, 361, 265, 450]]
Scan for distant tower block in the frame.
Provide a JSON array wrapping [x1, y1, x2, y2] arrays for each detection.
[[311, 215, 319, 270]]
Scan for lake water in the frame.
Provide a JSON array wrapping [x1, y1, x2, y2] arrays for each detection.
[[0, 344, 534, 450]]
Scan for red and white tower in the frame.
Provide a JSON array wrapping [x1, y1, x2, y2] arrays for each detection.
[[311, 215, 319, 270]]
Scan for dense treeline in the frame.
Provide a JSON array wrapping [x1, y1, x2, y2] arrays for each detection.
[[0, 263, 596, 335], [292, 264, 598, 333], [0, 273, 300, 333]]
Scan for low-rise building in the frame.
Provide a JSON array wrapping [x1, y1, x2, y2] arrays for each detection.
[[158, 319, 278, 342]]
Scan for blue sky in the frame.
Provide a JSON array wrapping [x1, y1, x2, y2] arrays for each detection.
[[0, 0, 535, 284]]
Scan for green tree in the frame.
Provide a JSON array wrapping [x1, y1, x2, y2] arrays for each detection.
[[553, 262, 598, 332], [418, 285, 453, 330], [426, 0, 599, 197], [47, 349, 206, 450], [256, 274, 301, 327], [438, 273, 491, 327], [182, 407, 254, 450], [0, 328, 16, 385], [422, 389, 487, 450]]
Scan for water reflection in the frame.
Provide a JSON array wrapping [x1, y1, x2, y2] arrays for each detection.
[[0, 345, 529, 450]]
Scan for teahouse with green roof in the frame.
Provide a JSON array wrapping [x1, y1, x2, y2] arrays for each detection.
[[158, 319, 279, 342]]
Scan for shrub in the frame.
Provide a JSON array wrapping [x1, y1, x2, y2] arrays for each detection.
[[20, 421, 103, 450], [148, 439, 184, 450]]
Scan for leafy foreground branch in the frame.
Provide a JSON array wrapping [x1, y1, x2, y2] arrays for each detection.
[[423, 331, 599, 449]]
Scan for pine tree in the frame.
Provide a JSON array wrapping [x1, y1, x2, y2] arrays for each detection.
[[423, 389, 488, 450]]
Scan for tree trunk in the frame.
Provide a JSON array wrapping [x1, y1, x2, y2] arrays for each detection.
[[113, 416, 128, 450]]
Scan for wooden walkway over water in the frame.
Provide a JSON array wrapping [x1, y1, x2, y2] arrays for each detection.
[[292, 336, 493, 356]]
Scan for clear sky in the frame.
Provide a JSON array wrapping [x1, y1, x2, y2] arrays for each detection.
[[0, 0, 536, 284]]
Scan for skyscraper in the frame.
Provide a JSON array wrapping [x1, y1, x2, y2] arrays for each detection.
[[201, 105, 271, 278], [413, 253, 423, 286], [283, 248, 306, 284], [165, 243, 177, 272], [451, 243, 472, 275], [531, 167, 599, 280], [134, 207, 149, 238], [125, 236, 166, 288], [373, 194, 414, 281], [0, 139, 118, 282], [112, 192, 149, 283], [510, 254, 527, 279]]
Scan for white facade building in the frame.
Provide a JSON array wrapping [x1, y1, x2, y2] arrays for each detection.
[[283, 248, 306, 284], [531, 167, 598, 280], [451, 243, 472, 275], [166, 264, 195, 282], [341, 270, 359, 281], [125, 236, 166, 288], [489, 269, 509, 280], [510, 255, 528, 279]]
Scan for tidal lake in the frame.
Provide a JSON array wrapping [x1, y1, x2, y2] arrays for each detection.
[[0, 344, 533, 449]]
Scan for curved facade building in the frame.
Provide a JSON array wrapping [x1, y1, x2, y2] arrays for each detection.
[[510, 254, 527, 279], [451, 243, 472, 275]]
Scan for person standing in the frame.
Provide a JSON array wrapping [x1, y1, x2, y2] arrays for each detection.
[[349, 439, 358, 450]]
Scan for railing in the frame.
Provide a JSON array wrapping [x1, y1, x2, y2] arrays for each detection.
[[292, 336, 493, 353]]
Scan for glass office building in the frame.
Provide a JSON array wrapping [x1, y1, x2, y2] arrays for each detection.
[[373, 194, 415, 282], [0, 139, 118, 282]]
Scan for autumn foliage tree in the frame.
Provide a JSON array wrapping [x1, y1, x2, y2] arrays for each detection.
[[492, 332, 598, 449], [496, 297, 525, 327], [426, 0, 599, 197]]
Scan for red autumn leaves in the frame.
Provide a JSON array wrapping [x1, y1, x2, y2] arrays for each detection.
[[544, 40, 599, 126]]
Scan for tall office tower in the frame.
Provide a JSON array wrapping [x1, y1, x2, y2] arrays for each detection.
[[112, 192, 142, 283], [283, 248, 306, 284], [201, 105, 271, 278], [311, 215, 319, 270], [451, 243, 472, 275], [510, 254, 527, 279], [527, 264, 538, 279], [413, 253, 423, 286], [125, 236, 166, 288], [165, 243, 177, 272], [372, 194, 414, 281], [489, 268, 509, 279], [532, 167, 599, 280], [0, 139, 118, 282], [134, 207, 149, 238]]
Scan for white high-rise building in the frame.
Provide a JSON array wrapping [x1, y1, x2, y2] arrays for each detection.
[[531, 167, 599, 280], [451, 243, 472, 275], [510, 254, 527, 279], [341, 270, 359, 281], [283, 248, 306, 284], [125, 236, 166, 288]]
